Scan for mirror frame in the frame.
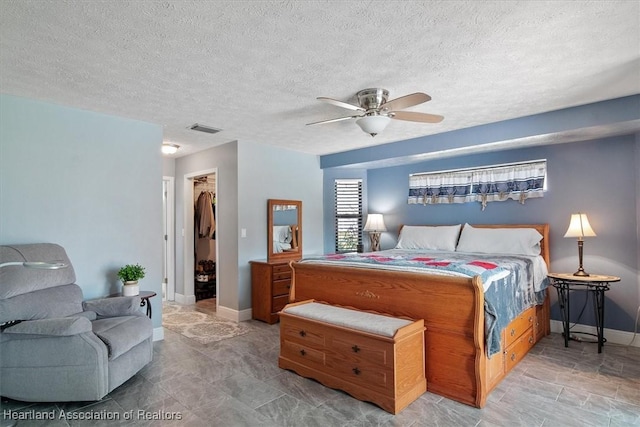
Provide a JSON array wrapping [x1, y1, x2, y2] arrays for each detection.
[[267, 199, 302, 262]]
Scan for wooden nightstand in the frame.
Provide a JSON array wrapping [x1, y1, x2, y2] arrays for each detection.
[[547, 273, 620, 353], [250, 259, 292, 324]]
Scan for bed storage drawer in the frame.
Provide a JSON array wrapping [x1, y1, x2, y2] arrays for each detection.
[[278, 300, 426, 414], [505, 328, 535, 371], [505, 306, 535, 348]]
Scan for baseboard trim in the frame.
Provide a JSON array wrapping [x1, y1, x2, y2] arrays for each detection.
[[153, 326, 164, 342], [216, 305, 253, 322], [550, 320, 639, 348], [174, 293, 195, 305], [163, 297, 252, 324]]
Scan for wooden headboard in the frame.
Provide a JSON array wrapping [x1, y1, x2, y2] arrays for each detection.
[[397, 224, 550, 267]]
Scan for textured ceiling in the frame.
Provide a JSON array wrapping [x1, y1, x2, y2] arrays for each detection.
[[1, 1, 639, 158]]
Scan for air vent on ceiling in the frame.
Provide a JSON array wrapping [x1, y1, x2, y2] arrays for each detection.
[[189, 123, 221, 134]]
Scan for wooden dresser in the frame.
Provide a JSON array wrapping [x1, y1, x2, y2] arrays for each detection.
[[250, 259, 292, 324], [278, 300, 426, 414]]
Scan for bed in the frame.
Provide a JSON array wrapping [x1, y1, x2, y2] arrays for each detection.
[[288, 223, 551, 408]]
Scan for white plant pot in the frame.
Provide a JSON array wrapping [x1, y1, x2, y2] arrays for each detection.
[[122, 281, 139, 296]]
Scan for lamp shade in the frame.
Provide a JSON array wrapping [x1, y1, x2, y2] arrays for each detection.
[[355, 115, 391, 136], [563, 213, 596, 239], [364, 214, 387, 232]]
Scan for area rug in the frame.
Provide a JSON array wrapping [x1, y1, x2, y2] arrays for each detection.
[[162, 303, 252, 344]]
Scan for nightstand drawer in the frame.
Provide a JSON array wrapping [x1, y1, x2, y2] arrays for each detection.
[[272, 279, 291, 296], [272, 264, 292, 280], [272, 294, 289, 313]]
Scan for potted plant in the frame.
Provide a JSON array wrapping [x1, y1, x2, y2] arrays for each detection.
[[117, 263, 145, 296]]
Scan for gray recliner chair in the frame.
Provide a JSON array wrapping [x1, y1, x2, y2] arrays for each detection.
[[0, 243, 153, 402]]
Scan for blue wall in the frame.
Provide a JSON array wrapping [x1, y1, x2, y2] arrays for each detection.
[[0, 94, 164, 328], [324, 135, 639, 333]]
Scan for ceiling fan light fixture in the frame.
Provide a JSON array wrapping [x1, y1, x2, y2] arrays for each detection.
[[161, 143, 180, 155], [356, 115, 391, 137]]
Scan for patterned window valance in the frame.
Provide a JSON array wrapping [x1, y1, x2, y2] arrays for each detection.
[[408, 160, 546, 210]]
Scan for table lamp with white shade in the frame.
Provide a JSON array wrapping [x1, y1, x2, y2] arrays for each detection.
[[563, 213, 596, 276], [364, 213, 387, 251]]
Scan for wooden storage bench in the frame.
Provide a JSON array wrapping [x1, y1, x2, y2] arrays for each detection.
[[278, 300, 426, 414]]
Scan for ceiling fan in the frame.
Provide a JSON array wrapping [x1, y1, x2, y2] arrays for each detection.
[[306, 88, 444, 137]]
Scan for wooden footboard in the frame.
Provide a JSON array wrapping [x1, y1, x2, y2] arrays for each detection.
[[287, 224, 551, 408], [289, 262, 550, 408]]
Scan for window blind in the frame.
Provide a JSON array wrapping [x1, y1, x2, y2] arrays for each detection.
[[335, 179, 363, 253]]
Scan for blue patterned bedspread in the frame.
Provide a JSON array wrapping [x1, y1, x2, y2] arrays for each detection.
[[300, 249, 549, 357]]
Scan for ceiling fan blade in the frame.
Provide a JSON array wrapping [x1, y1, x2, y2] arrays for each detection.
[[317, 97, 365, 112], [391, 111, 444, 123], [382, 93, 431, 112], [306, 115, 360, 126]]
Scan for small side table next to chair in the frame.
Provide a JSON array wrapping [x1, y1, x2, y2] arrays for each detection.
[[109, 290, 157, 319]]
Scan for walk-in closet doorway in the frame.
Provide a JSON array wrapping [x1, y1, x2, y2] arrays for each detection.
[[183, 168, 219, 311]]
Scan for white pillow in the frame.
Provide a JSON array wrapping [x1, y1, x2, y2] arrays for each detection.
[[395, 224, 462, 251], [456, 224, 542, 256]]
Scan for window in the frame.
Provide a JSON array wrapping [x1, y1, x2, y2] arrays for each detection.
[[335, 179, 363, 253]]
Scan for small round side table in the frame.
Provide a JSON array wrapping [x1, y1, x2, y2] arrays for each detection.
[[109, 290, 157, 319], [547, 273, 620, 353]]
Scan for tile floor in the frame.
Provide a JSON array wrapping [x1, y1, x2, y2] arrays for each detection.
[[2, 306, 639, 427]]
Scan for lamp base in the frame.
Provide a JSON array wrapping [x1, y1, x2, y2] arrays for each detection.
[[573, 239, 590, 276], [573, 269, 590, 277], [368, 232, 381, 252]]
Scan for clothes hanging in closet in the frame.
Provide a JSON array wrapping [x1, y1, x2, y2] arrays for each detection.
[[195, 191, 216, 239]]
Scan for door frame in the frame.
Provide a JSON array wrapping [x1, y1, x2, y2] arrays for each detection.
[[183, 168, 218, 308], [162, 176, 175, 301]]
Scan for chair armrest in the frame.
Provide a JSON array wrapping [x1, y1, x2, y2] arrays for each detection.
[[73, 310, 97, 321], [2, 317, 92, 337], [82, 296, 143, 318]]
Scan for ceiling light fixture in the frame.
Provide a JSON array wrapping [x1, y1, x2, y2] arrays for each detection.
[[161, 143, 180, 155], [355, 115, 391, 137]]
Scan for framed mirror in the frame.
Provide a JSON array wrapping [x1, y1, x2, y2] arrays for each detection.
[[267, 199, 302, 262]]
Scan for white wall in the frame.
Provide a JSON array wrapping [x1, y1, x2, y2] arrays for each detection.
[[237, 141, 324, 311], [174, 142, 238, 311], [173, 140, 323, 319], [0, 94, 164, 327]]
